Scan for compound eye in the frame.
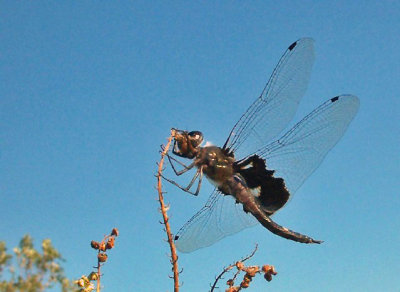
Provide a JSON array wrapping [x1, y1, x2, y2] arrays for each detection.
[[188, 131, 203, 147]]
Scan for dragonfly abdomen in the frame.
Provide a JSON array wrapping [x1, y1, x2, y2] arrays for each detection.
[[224, 174, 322, 244]]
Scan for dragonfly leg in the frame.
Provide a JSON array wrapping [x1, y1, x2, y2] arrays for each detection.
[[161, 144, 195, 176], [192, 167, 204, 196], [162, 167, 203, 196], [166, 153, 196, 176]]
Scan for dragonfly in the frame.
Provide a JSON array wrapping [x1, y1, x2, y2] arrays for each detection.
[[163, 38, 359, 253]]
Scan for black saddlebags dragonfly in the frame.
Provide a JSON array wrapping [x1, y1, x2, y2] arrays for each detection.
[[163, 38, 359, 253]]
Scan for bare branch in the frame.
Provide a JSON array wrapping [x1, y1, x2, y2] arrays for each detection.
[[157, 130, 180, 292], [210, 244, 258, 292]]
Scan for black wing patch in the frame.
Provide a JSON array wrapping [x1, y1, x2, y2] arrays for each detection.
[[234, 155, 290, 215]]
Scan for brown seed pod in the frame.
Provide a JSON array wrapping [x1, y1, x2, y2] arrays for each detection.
[[98, 253, 108, 263], [111, 228, 119, 237], [226, 279, 234, 286], [262, 265, 269, 273], [244, 273, 253, 281], [90, 241, 100, 250], [235, 261, 244, 270], [264, 273, 272, 282], [106, 237, 115, 250], [88, 272, 98, 281], [240, 280, 250, 288], [243, 274, 252, 283], [262, 265, 277, 275], [99, 243, 106, 252], [245, 266, 259, 277]]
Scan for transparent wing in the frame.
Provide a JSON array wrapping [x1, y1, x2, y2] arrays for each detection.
[[175, 95, 359, 253], [224, 38, 315, 156], [175, 189, 257, 253], [257, 95, 360, 196]]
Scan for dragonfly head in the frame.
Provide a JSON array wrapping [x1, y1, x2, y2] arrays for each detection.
[[171, 128, 203, 159]]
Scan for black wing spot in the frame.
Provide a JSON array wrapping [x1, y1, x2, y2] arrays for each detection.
[[331, 96, 339, 102], [288, 41, 297, 51]]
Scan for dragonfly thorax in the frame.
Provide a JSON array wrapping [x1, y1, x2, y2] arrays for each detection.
[[195, 146, 235, 187]]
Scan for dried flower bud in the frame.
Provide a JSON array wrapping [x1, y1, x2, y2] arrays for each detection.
[[90, 241, 100, 250], [262, 265, 277, 282], [88, 272, 98, 281], [243, 274, 252, 283], [226, 279, 234, 286], [262, 265, 277, 275], [264, 273, 272, 282], [235, 261, 244, 270], [106, 237, 115, 250], [245, 266, 259, 277], [99, 243, 106, 252], [98, 253, 108, 263], [111, 228, 119, 237], [240, 280, 250, 288]]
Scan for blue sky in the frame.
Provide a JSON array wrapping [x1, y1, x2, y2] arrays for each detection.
[[1, 1, 399, 291]]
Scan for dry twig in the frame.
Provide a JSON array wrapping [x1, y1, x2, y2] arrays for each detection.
[[210, 244, 277, 291], [157, 130, 180, 292]]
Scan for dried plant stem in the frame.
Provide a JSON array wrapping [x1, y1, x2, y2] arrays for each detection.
[[95, 233, 116, 292], [96, 260, 101, 292], [157, 130, 179, 292], [210, 244, 258, 292], [239, 244, 259, 262]]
